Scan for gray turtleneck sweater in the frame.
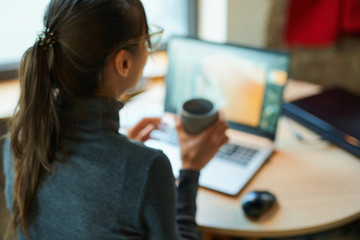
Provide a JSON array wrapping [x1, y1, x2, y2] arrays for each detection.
[[3, 96, 200, 239]]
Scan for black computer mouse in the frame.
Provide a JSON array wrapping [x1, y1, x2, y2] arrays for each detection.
[[241, 190, 277, 218]]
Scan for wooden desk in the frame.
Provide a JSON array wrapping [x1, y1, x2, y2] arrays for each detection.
[[122, 79, 360, 238], [197, 81, 360, 238], [1, 78, 360, 239], [0, 79, 19, 119], [197, 119, 360, 238]]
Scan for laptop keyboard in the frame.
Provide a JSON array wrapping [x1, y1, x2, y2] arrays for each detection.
[[151, 128, 259, 167], [215, 143, 258, 166]]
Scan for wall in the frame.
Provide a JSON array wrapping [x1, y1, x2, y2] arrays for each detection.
[[198, 0, 272, 47], [198, 0, 228, 43], [227, 0, 271, 47]]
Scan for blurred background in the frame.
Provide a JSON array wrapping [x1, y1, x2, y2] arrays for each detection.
[[1, 0, 360, 94], [199, 0, 360, 95]]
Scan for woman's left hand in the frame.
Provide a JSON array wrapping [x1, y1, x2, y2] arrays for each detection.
[[127, 117, 162, 142]]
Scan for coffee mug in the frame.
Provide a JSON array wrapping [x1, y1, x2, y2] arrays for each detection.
[[178, 98, 218, 134]]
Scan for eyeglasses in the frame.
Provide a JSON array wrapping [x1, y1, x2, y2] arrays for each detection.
[[116, 24, 164, 53], [145, 24, 164, 52]]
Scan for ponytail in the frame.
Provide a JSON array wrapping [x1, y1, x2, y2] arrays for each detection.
[[7, 38, 60, 236]]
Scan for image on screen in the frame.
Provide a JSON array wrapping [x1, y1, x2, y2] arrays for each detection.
[[165, 37, 290, 138]]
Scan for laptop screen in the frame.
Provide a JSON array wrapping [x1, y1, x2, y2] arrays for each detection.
[[164, 37, 291, 140]]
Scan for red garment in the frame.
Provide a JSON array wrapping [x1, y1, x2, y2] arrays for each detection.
[[342, 0, 360, 32], [285, 0, 360, 47]]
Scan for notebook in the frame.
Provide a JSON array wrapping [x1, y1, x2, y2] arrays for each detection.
[[282, 87, 360, 157], [145, 37, 291, 195]]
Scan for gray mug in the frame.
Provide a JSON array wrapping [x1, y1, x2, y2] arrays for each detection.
[[179, 98, 219, 135]]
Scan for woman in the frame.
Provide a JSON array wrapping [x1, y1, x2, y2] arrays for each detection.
[[2, 0, 228, 239]]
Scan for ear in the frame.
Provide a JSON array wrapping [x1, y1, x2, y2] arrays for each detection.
[[114, 50, 132, 78]]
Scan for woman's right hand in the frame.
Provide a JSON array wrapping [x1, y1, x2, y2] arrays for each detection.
[[176, 111, 229, 171]]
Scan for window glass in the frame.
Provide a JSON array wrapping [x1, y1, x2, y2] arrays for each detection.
[[0, 0, 189, 66], [0, 0, 50, 65], [142, 0, 188, 46]]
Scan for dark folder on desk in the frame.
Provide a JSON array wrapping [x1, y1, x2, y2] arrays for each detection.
[[282, 87, 360, 157]]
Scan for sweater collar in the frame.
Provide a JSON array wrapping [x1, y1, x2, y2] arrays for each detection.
[[58, 94, 124, 134]]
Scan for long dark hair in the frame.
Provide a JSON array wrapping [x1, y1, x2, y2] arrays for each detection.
[[7, 0, 148, 237]]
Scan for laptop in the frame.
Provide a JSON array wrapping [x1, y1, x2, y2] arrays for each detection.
[[145, 37, 291, 195]]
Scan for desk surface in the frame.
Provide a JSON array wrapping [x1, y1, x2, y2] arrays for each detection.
[[121, 79, 360, 238], [0, 78, 19, 119], [1, 78, 360, 238], [197, 120, 360, 238]]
